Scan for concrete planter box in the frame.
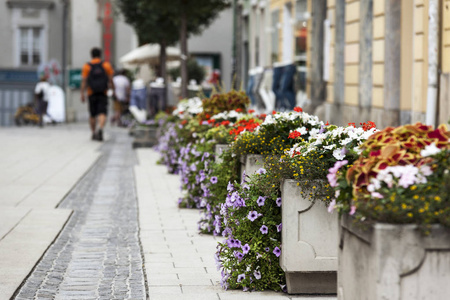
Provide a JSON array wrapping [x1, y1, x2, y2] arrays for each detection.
[[280, 179, 338, 294], [130, 126, 158, 148], [239, 154, 264, 180], [339, 216, 450, 300], [214, 144, 230, 164]]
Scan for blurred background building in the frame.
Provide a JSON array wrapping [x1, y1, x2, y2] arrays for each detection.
[[232, 0, 450, 128]]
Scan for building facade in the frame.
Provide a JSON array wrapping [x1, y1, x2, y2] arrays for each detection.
[[0, 0, 137, 125], [234, 0, 450, 128]]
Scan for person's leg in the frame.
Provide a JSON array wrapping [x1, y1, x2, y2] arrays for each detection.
[[95, 94, 108, 141], [98, 113, 106, 130], [88, 95, 98, 139]]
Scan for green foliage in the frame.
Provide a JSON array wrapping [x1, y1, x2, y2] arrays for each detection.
[[199, 149, 240, 233], [169, 58, 206, 83], [217, 169, 286, 291], [198, 90, 250, 120]]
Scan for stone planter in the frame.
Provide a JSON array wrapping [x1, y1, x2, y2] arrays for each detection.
[[339, 216, 450, 300], [214, 144, 230, 164], [280, 179, 338, 294], [239, 154, 264, 180], [130, 126, 158, 148]]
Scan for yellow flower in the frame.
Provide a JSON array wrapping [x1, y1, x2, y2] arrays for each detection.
[[407, 213, 413, 218]]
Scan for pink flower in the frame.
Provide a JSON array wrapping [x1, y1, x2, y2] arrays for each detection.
[[371, 192, 384, 199], [327, 173, 337, 187], [328, 199, 336, 213], [349, 205, 356, 215]]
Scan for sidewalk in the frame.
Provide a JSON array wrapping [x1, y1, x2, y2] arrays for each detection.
[[0, 124, 101, 299], [135, 149, 337, 300], [0, 124, 337, 299]]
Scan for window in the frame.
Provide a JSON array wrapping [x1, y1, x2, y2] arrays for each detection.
[[295, 0, 308, 58], [20, 27, 43, 66]]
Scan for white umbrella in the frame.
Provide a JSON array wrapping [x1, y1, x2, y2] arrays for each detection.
[[120, 43, 180, 66]]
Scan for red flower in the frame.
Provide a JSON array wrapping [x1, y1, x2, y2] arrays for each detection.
[[221, 120, 230, 126], [325, 121, 330, 126], [181, 120, 188, 125], [248, 109, 255, 113], [272, 110, 277, 115], [260, 114, 267, 119], [288, 131, 302, 139], [179, 111, 184, 115], [293, 107, 303, 112], [348, 122, 356, 128], [235, 108, 243, 113]]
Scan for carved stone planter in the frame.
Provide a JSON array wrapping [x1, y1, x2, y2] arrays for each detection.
[[339, 216, 450, 300], [239, 154, 264, 180], [280, 179, 338, 294], [214, 144, 230, 164]]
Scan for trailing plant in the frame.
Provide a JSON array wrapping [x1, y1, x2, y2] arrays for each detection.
[[216, 167, 286, 292], [329, 123, 450, 227]]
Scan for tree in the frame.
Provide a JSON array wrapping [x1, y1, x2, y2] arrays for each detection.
[[167, 0, 230, 98], [117, 0, 230, 99], [116, 0, 179, 82]]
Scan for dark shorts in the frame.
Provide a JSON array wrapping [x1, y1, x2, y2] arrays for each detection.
[[88, 93, 108, 117]]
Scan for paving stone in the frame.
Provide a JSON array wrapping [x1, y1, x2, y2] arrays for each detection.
[[14, 129, 146, 300]]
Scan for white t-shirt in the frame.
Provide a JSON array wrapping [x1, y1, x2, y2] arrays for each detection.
[[35, 81, 51, 101], [113, 75, 130, 102]]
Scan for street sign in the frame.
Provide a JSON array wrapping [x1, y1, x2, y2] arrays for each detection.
[[68, 69, 82, 89]]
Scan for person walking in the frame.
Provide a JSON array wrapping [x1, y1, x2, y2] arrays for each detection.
[[111, 69, 130, 126], [80, 47, 115, 141], [34, 75, 51, 127]]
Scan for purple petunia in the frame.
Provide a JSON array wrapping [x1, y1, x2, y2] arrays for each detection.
[[210, 176, 218, 184], [247, 210, 260, 222], [237, 273, 245, 283], [260, 225, 268, 234], [227, 182, 234, 192], [276, 223, 282, 233], [253, 270, 261, 280], [276, 197, 282, 207], [242, 243, 250, 254], [234, 251, 244, 261], [256, 196, 265, 207], [264, 247, 270, 252], [257, 168, 266, 175], [273, 247, 281, 257]]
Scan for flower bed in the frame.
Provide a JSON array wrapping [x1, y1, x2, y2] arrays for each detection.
[[330, 123, 450, 299]]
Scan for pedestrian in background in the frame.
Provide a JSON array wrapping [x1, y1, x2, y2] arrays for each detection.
[[34, 75, 51, 127], [112, 69, 130, 127], [80, 47, 115, 141]]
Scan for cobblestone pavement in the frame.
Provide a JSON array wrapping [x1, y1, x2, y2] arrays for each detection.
[[15, 129, 147, 300]]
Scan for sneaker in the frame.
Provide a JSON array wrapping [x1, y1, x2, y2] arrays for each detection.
[[97, 129, 103, 141], [92, 132, 97, 140]]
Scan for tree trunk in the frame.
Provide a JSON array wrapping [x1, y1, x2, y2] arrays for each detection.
[[180, 10, 188, 99], [159, 41, 167, 81]]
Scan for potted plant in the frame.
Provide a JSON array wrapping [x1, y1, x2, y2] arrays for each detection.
[[329, 123, 450, 300], [279, 122, 378, 294], [232, 108, 323, 178]]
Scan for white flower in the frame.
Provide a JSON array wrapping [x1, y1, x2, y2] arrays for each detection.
[[323, 144, 336, 150], [420, 143, 441, 157], [332, 148, 346, 160]]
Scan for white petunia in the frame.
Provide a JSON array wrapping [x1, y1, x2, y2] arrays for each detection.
[[332, 148, 346, 160], [420, 143, 442, 157]]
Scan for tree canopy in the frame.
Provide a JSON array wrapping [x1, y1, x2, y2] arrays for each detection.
[[117, 0, 230, 97]]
